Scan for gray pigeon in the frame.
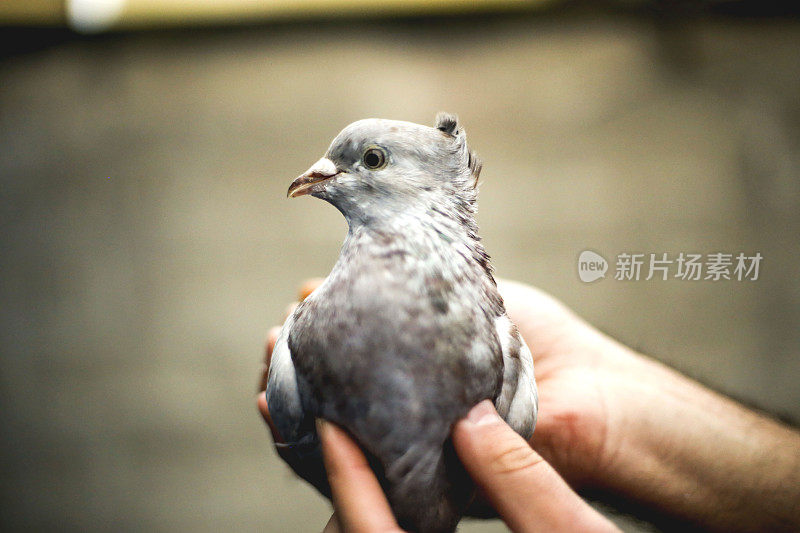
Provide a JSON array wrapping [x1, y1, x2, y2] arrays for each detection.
[[266, 113, 537, 533]]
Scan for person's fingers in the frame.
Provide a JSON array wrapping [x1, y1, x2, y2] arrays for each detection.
[[299, 277, 324, 301], [452, 401, 619, 533], [318, 419, 404, 533]]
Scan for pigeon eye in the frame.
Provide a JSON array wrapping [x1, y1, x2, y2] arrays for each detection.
[[363, 147, 386, 170]]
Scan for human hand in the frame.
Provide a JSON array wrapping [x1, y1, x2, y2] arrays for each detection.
[[497, 281, 800, 532], [315, 400, 618, 533]]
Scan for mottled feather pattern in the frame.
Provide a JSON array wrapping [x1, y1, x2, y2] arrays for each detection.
[[267, 113, 537, 533], [289, 222, 503, 531]]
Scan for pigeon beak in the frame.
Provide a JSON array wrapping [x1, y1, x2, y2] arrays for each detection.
[[287, 158, 340, 198]]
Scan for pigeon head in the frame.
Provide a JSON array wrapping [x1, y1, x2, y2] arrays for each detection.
[[287, 113, 482, 226]]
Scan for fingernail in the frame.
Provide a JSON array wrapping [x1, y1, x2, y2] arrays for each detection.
[[315, 418, 328, 434], [466, 400, 499, 426]]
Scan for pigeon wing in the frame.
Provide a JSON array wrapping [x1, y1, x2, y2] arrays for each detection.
[[494, 314, 538, 440], [266, 313, 330, 497]]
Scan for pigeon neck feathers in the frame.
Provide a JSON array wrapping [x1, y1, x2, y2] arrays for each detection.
[[339, 196, 496, 287]]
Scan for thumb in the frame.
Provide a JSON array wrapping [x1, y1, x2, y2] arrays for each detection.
[[452, 400, 618, 533]]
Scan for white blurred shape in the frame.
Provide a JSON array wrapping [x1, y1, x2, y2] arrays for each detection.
[[67, 0, 127, 33]]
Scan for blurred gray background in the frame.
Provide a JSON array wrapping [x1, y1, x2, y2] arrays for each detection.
[[1, 3, 799, 531]]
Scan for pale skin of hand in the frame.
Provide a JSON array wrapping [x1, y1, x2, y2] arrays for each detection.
[[258, 279, 800, 532], [315, 400, 617, 533]]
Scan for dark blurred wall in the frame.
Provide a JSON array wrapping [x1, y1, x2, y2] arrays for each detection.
[[1, 10, 798, 532]]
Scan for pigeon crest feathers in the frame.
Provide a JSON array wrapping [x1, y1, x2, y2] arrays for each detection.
[[435, 112, 482, 189]]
